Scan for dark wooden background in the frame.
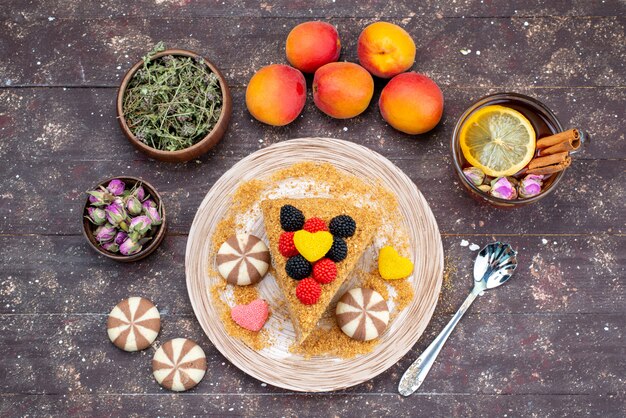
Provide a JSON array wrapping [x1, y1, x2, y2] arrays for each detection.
[[1, 1, 624, 416]]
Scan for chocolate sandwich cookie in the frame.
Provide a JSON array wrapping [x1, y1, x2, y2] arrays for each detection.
[[335, 288, 389, 341], [152, 338, 207, 392], [216, 234, 270, 286], [107, 297, 161, 352]]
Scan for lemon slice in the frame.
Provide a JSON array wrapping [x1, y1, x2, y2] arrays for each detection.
[[460, 105, 536, 177]]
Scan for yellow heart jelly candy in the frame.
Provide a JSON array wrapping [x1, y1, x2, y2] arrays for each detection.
[[293, 230, 334, 262], [378, 245, 413, 280]]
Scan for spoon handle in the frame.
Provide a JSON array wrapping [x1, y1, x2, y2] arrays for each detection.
[[398, 290, 479, 396]]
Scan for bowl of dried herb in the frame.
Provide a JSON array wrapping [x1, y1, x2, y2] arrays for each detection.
[[117, 43, 232, 162]]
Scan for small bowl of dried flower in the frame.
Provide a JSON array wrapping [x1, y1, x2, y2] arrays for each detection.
[[117, 43, 232, 162], [82, 176, 166, 262]]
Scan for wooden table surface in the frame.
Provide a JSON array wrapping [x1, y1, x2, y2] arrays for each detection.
[[1, 1, 624, 416]]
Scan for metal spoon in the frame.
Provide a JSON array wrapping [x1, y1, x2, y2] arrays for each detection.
[[398, 242, 518, 396]]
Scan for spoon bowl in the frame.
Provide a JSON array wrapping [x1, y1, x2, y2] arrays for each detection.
[[473, 242, 518, 291]]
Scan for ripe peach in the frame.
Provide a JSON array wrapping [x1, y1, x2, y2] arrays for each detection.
[[245, 64, 306, 126], [312, 62, 374, 119], [379, 72, 443, 134], [357, 22, 416, 78], [286, 21, 341, 73]]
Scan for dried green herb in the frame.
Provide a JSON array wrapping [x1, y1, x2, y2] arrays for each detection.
[[122, 42, 223, 152]]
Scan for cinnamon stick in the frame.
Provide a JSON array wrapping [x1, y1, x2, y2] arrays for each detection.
[[540, 137, 580, 155], [528, 151, 569, 170], [527, 156, 571, 175], [536, 128, 580, 149], [526, 130, 579, 175]]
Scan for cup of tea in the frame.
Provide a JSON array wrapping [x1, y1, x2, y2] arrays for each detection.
[[451, 92, 588, 208]]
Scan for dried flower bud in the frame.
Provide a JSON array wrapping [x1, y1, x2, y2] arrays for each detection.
[[144, 205, 162, 226], [463, 167, 485, 186], [94, 224, 116, 243], [107, 179, 126, 196], [143, 199, 157, 209], [119, 238, 142, 256], [101, 241, 119, 253], [87, 189, 114, 207], [129, 215, 152, 235], [134, 186, 146, 201], [478, 184, 491, 193], [490, 177, 518, 200], [505, 176, 520, 187], [105, 201, 127, 226], [128, 231, 141, 242], [126, 196, 142, 216], [118, 221, 129, 232], [87, 207, 106, 225], [114, 231, 128, 246], [519, 174, 544, 198]]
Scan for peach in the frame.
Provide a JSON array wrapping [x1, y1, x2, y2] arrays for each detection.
[[379, 72, 443, 134], [286, 21, 341, 73], [312, 62, 374, 119], [245, 64, 306, 126], [357, 22, 416, 78]]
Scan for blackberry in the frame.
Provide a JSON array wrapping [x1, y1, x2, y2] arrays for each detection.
[[329, 215, 356, 238], [280, 205, 305, 232], [285, 255, 312, 280], [326, 236, 348, 262]]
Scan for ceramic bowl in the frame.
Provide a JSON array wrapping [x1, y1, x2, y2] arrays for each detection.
[[82, 176, 166, 262], [117, 49, 232, 162]]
